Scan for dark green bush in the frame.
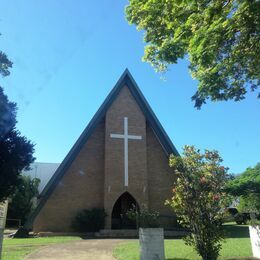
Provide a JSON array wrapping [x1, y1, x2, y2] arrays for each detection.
[[72, 208, 106, 232]]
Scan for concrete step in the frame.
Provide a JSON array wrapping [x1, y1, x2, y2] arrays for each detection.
[[95, 229, 188, 238], [95, 229, 138, 238]]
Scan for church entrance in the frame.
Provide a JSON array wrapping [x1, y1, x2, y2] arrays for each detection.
[[111, 192, 139, 229]]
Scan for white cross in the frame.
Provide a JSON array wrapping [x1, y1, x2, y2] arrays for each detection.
[[110, 117, 142, 186]]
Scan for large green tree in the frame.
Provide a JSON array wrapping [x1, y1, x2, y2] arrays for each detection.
[[0, 41, 35, 201], [225, 163, 260, 212], [0, 50, 12, 77], [167, 146, 229, 260], [7, 175, 40, 225], [126, 0, 260, 108]]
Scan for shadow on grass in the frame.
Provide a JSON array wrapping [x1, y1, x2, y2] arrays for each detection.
[[223, 224, 250, 238], [167, 257, 256, 260], [166, 258, 189, 260], [226, 257, 258, 260], [166, 257, 256, 260]]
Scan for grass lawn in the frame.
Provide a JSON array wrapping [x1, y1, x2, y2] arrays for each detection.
[[2, 236, 81, 260], [113, 223, 253, 260]]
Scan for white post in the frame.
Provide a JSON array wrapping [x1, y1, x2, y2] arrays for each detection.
[[0, 200, 8, 260], [249, 225, 260, 259], [139, 228, 165, 260]]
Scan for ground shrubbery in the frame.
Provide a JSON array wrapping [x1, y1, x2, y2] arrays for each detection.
[[72, 208, 106, 232]]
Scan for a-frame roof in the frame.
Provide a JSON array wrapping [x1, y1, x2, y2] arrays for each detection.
[[24, 69, 179, 229]]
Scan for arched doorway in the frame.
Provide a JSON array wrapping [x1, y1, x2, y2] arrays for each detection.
[[111, 192, 139, 229]]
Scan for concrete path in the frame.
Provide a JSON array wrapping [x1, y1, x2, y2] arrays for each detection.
[[25, 239, 133, 260]]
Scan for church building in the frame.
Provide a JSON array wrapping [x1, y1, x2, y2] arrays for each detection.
[[25, 69, 179, 232]]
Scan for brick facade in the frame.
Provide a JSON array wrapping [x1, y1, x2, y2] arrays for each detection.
[[33, 79, 177, 232]]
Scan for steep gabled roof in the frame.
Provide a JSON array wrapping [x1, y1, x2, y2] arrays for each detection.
[[24, 69, 179, 229]]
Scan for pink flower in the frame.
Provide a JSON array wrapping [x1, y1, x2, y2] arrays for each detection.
[[200, 177, 206, 184], [213, 195, 220, 201]]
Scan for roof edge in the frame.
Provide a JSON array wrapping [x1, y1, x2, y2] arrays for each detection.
[[24, 69, 179, 230]]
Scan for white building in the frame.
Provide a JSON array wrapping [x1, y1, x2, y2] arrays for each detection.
[[22, 162, 60, 193]]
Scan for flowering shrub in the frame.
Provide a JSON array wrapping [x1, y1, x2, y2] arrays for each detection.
[[126, 205, 160, 228], [167, 145, 229, 260]]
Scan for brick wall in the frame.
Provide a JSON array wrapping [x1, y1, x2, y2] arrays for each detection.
[[146, 125, 177, 228], [33, 85, 176, 232], [33, 120, 105, 232], [104, 86, 148, 228]]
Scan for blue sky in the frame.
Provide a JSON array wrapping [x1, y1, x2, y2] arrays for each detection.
[[0, 0, 259, 174]]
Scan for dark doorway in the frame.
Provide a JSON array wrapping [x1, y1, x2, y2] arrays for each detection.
[[111, 192, 139, 229]]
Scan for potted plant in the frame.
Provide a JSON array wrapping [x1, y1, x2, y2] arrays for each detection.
[[127, 205, 165, 260]]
